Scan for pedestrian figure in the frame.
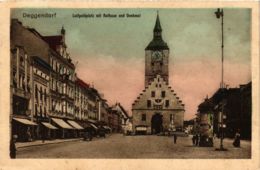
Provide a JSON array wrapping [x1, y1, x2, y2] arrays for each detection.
[[10, 135, 17, 159], [195, 134, 199, 146], [192, 135, 196, 146], [173, 134, 177, 144], [233, 129, 241, 148], [26, 128, 32, 142], [208, 126, 214, 147], [41, 128, 45, 143]]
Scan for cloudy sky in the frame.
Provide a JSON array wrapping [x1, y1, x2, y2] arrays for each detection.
[[12, 8, 251, 120]]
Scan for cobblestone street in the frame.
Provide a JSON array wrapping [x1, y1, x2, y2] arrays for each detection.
[[16, 134, 251, 159]]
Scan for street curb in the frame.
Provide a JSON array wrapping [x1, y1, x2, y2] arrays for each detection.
[[17, 138, 83, 149]]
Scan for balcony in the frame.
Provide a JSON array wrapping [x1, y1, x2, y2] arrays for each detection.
[[13, 88, 31, 99]]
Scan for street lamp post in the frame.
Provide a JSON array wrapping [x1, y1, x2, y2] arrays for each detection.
[[215, 8, 228, 151]]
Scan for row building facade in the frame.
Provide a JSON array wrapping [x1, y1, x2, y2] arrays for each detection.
[[10, 19, 127, 141]]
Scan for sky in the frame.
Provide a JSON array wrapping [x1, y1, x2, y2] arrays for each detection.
[[11, 8, 251, 120]]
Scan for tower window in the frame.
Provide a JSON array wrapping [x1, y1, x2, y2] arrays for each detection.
[[151, 91, 155, 97], [165, 100, 169, 107], [147, 100, 151, 107], [161, 91, 166, 98], [141, 114, 146, 121]]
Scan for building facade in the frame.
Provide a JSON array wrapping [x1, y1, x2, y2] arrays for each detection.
[[196, 82, 252, 140], [110, 103, 130, 133], [31, 56, 52, 139], [10, 46, 36, 142], [10, 18, 129, 141], [132, 14, 185, 135]]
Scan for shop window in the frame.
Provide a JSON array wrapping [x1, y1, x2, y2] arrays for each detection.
[[141, 114, 146, 121]]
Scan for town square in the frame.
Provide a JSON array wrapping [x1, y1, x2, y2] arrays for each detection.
[[9, 8, 251, 159]]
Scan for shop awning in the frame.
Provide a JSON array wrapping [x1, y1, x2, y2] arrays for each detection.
[[13, 118, 37, 126], [90, 123, 98, 129], [67, 120, 84, 130], [88, 119, 97, 123], [42, 122, 58, 129], [103, 126, 112, 131], [51, 118, 74, 129]]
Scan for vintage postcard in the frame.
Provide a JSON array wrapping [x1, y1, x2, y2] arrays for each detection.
[[0, 1, 259, 170]]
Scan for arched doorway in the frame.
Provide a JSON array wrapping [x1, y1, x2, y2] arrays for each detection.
[[151, 113, 163, 134]]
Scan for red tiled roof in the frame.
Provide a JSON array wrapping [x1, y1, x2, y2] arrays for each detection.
[[76, 78, 90, 88], [42, 36, 63, 50]]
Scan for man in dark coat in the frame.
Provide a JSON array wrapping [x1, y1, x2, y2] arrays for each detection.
[[173, 134, 177, 144], [10, 135, 18, 159], [233, 129, 241, 147]]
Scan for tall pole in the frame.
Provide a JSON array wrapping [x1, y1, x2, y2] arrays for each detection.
[[215, 8, 224, 88], [215, 8, 227, 151], [221, 9, 224, 89]]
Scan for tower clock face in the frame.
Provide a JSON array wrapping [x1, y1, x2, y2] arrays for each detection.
[[152, 51, 163, 61], [151, 51, 163, 74]]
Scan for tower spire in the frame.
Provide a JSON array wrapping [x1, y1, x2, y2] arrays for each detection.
[[154, 11, 162, 31], [153, 11, 162, 39], [145, 12, 169, 51]]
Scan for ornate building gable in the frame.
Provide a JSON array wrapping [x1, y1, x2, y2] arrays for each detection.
[[132, 75, 185, 111]]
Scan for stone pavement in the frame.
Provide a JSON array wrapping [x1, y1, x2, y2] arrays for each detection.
[[16, 134, 251, 158]]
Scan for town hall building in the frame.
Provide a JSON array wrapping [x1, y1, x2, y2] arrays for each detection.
[[132, 13, 185, 135]]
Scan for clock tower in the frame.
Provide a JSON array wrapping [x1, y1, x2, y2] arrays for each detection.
[[145, 13, 169, 86], [132, 12, 184, 135]]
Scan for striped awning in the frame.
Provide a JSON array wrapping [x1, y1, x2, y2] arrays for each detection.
[[42, 122, 58, 129], [67, 120, 84, 130], [103, 126, 112, 131], [13, 118, 37, 126], [90, 123, 98, 129], [51, 118, 74, 129], [88, 119, 97, 123]]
